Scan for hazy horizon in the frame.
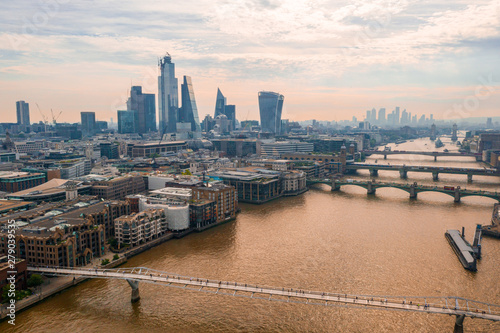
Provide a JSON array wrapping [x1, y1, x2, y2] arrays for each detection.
[[1, 1, 499, 125]]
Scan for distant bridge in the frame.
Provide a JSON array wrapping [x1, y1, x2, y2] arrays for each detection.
[[345, 163, 500, 183], [307, 179, 500, 202], [28, 266, 500, 331], [362, 150, 482, 161]]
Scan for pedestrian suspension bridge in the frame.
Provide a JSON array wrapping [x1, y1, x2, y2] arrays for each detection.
[[29, 266, 500, 331]]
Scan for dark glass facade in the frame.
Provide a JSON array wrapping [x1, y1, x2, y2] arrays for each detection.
[[117, 110, 136, 134], [127, 86, 156, 133], [179, 76, 201, 132], [258, 91, 284, 134]]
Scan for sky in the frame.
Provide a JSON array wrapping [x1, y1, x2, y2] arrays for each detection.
[[1, 0, 499, 125]]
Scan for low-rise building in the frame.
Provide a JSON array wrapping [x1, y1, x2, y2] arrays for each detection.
[[0, 171, 46, 193], [114, 209, 168, 247], [282, 171, 307, 196], [0, 257, 28, 292], [192, 184, 237, 222], [127, 141, 188, 158], [90, 174, 146, 200]]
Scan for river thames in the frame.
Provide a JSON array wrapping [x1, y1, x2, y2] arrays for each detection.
[[2, 137, 500, 332]]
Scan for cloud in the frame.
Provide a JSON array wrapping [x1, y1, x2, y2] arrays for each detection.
[[0, 0, 499, 122]]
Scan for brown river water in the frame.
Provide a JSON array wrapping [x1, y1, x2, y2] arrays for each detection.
[[2, 137, 500, 332]]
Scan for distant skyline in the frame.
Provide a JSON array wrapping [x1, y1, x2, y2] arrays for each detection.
[[1, 1, 499, 125]]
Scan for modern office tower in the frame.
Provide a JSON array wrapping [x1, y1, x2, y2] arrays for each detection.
[[378, 108, 386, 125], [430, 123, 437, 140], [81, 112, 96, 137], [394, 107, 400, 125], [224, 105, 236, 131], [214, 88, 227, 118], [158, 53, 178, 134], [401, 109, 409, 125], [117, 110, 136, 134], [258, 91, 284, 134], [179, 76, 201, 132], [366, 110, 370, 121], [202, 115, 215, 132], [486, 117, 493, 128], [452, 123, 458, 141], [16, 101, 30, 126], [127, 86, 156, 134]]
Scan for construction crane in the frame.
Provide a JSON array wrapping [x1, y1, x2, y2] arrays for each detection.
[[51, 109, 63, 124], [36, 103, 49, 132]]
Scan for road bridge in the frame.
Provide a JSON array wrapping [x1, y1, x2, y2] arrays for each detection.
[[307, 179, 500, 202], [362, 150, 482, 162], [345, 163, 500, 183], [29, 266, 500, 332]]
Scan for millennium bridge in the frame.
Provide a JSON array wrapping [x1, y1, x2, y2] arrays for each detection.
[[345, 163, 500, 183], [307, 179, 500, 202], [28, 266, 500, 332], [362, 150, 482, 162]]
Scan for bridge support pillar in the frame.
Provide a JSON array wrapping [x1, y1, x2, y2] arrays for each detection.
[[434, 156, 437, 162], [454, 187, 461, 203], [453, 314, 465, 333], [432, 172, 439, 181], [467, 174, 473, 183], [399, 169, 408, 179], [126, 279, 140, 303], [369, 169, 378, 177], [409, 183, 418, 199], [367, 181, 376, 195], [384, 155, 387, 160], [331, 181, 339, 191]]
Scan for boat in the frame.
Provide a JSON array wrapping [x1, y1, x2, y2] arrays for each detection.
[[445, 228, 478, 271]]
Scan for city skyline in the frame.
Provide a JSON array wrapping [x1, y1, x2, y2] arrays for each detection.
[[1, 1, 499, 124]]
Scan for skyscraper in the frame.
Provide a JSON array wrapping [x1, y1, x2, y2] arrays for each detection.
[[158, 53, 178, 134], [117, 110, 136, 134], [224, 105, 236, 131], [16, 101, 30, 126], [214, 88, 226, 118], [179, 76, 201, 133], [127, 86, 156, 134], [81, 112, 96, 137], [378, 108, 386, 125], [258, 91, 284, 134]]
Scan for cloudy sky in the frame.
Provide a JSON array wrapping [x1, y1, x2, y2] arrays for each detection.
[[1, 0, 499, 125]]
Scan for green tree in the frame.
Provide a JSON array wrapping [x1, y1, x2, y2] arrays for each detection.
[[107, 237, 118, 248], [27, 274, 44, 287], [101, 259, 110, 266], [112, 254, 119, 261], [182, 169, 192, 175]]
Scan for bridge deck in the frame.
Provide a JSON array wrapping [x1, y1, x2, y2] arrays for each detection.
[[29, 266, 500, 322], [346, 163, 499, 176]]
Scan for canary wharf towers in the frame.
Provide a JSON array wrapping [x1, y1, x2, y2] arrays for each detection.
[[158, 53, 201, 135]]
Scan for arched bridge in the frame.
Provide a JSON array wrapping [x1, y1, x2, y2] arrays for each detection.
[[307, 179, 500, 202], [345, 163, 500, 183], [362, 150, 482, 161], [28, 266, 500, 331]]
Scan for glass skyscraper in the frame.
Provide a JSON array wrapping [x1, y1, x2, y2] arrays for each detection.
[[214, 88, 226, 118], [16, 101, 30, 126], [127, 86, 156, 134], [158, 53, 178, 134], [117, 110, 136, 134], [80, 111, 96, 137], [258, 91, 284, 134], [179, 76, 201, 132]]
